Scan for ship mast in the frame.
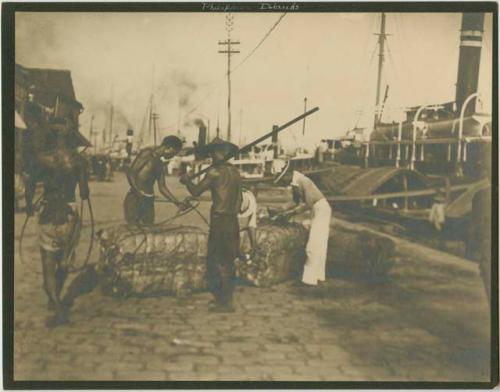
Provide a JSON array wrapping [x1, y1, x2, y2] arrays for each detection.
[[374, 13, 387, 126], [108, 84, 114, 150]]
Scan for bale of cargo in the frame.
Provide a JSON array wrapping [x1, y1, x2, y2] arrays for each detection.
[[238, 222, 307, 286], [97, 221, 307, 297], [326, 227, 396, 281]]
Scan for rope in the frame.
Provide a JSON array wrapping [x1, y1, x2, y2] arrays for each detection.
[[18, 193, 44, 266], [75, 197, 96, 272]]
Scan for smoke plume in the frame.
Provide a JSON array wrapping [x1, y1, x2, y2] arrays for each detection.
[[183, 117, 205, 128]]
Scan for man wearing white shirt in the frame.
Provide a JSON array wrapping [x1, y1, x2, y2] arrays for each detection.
[[238, 188, 258, 259], [275, 163, 332, 286]]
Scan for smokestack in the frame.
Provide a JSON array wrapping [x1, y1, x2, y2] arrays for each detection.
[[272, 125, 279, 158], [455, 13, 484, 116], [198, 125, 207, 148]]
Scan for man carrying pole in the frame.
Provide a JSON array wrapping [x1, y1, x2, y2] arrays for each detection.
[[180, 137, 242, 312]]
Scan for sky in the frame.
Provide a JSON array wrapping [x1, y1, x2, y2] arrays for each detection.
[[16, 11, 493, 152]]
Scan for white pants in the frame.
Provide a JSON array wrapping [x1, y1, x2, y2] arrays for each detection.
[[303, 198, 332, 285]]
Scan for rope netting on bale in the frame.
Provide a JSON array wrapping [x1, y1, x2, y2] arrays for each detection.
[[326, 227, 397, 283], [238, 223, 307, 287], [98, 222, 307, 297]]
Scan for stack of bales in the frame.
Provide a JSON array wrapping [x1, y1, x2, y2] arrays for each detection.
[[98, 222, 307, 297]]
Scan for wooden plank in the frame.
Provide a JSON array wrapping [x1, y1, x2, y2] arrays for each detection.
[[325, 179, 487, 202]]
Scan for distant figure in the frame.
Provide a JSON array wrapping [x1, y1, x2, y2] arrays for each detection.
[[124, 135, 185, 225], [428, 189, 447, 232], [106, 160, 113, 181], [275, 162, 332, 287], [180, 137, 242, 312], [315, 140, 327, 164], [238, 188, 258, 260]]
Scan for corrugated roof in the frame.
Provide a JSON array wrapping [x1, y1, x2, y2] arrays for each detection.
[[316, 165, 430, 196]]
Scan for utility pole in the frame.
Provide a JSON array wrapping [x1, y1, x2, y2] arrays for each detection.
[[109, 85, 114, 149], [148, 65, 155, 146], [88, 114, 94, 140], [89, 114, 95, 154], [302, 97, 308, 135], [218, 14, 240, 142], [148, 95, 154, 145], [239, 109, 243, 146], [216, 114, 220, 138], [101, 127, 106, 150], [374, 13, 390, 126], [152, 112, 159, 147]]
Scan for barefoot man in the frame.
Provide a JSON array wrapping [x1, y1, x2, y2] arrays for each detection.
[[124, 135, 185, 225], [25, 149, 90, 327], [180, 137, 242, 312]]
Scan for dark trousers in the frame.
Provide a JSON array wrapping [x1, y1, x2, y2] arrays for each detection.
[[207, 213, 240, 305], [123, 190, 154, 225]]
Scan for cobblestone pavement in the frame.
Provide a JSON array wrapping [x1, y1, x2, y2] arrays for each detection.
[[13, 174, 491, 382]]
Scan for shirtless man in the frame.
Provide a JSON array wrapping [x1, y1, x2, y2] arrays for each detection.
[[180, 137, 242, 312], [25, 148, 90, 327], [124, 135, 185, 225]]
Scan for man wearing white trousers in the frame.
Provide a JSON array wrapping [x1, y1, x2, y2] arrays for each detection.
[[275, 164, 332, 286]]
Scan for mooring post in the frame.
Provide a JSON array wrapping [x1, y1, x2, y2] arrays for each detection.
[[395, 121, 402, 168]]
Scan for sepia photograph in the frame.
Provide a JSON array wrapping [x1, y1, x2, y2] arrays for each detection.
[[3, 1, 498, 387]]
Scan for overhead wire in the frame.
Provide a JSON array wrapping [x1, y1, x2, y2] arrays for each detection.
[[232, 13, 287, 73], [183, 13, 288, 122]]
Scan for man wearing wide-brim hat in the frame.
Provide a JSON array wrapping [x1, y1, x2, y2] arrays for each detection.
[[180, 137, 243, 312]]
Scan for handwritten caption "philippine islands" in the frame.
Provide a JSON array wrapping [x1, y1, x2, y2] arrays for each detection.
[[202, 3, 299, 11]]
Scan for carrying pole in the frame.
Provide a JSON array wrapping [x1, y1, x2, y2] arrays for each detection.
[[188, 107, 320, 180]]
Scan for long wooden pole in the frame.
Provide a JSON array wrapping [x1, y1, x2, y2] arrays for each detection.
[[188, 107, 320, 180]]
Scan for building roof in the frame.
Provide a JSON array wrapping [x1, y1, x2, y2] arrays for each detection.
[[15, 63, 82, 109]]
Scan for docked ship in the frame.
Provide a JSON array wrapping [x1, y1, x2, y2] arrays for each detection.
[[318, 12, 492, 254], [332, 12, 491, 180]]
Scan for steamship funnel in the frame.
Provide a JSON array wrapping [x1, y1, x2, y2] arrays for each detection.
[[455, 13, 484, 116]]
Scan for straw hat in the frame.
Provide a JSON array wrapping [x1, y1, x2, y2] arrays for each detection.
[[202, 137, 239, 156]]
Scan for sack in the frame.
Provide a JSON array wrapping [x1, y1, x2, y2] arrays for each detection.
[[98, 222, 307, 297]]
